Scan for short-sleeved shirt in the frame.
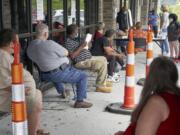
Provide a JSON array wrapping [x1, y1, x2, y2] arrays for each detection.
[[133, 29, 147, 39], [148, 14, 159, 26], [27, 39, 69, 72], [0, 49, 36, 112], [65, 38, 92, 63], [161, 12, 169, 29], [91, 37, 109, 56]]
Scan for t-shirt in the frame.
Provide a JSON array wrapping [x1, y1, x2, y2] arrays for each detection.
[[93, 31, 103, 41], [161, 12, 169, 29], [27, 39, 69, 72], [133, 29, 147, 39], [148, 14, 159, 26], [65, 38, 92, 63], [91, 37, 109, 56]]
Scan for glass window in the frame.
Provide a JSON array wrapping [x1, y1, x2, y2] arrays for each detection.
[[32, 0, 47, 32], [11, 0, 28, 33], [80, 0, 85, 26], [52, 0, 64, 25], [67, 0, 76, 25], [52, 0, 65, 45]]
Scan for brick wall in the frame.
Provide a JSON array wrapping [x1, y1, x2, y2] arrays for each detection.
[[103, 0, 117, 30], [98, 0, 103, 22], [2, 0, 11, 28], [140, 0, 150, 25]]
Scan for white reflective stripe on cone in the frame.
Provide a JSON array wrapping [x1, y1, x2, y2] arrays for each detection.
[[12, 85, 25, 102], [125, 76, 135, 87], [147, 58, 153, 66], [127, 54, 135, 65], [12, 121, 28, 135], [147, 42, 153, 50]]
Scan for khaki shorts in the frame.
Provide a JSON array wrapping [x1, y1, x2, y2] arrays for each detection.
[[0, 87, 38, 114]]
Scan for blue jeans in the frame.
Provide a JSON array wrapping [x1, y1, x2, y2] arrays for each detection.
[[41, 66, 87, 101], [161, 37, 169, 53], [161, 28, 169, 53]]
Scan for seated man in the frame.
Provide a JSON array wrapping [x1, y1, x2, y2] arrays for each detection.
[[133, 22, 147, 53], [0, 29, 49, 135], [65, 24, 112, 93], [116, 28, 128, 55], [27, 23, 92, 108], [91, 29, 125, 79]]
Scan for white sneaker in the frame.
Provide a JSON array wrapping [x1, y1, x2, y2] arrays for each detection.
[[107, 74, 120, 83]]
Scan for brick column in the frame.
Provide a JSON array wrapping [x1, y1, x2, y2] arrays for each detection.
[[103, 0, 118, 29], [98, 0, 103, 22], [140, 0, 150, 25], [2, 0, 11, 28]]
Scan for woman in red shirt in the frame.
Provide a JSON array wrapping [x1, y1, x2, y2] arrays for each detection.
[[115, 56, 180, 135]]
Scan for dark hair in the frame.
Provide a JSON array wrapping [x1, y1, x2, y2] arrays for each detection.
[[135, 22, 142, 29], [67, 24, 78, 36], [104, 29, 115, 38], [120, 6, 127, 12], [131, 56, 180, 123], [0, 29, 16, 48], [169, 13, 178, 22], [151, 10, 155, 15]]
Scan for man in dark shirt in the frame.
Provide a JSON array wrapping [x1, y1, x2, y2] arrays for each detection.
[[91, 29, 125, 77], [116, 6, 129, 32], [65, 24, 112, 93]]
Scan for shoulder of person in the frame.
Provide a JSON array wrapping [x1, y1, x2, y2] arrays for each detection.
[[0, 50, 13, 66], [48, 40, 58, 44], [146, 94, 169, 118]]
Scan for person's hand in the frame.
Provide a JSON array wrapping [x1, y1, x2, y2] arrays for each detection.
[[25, 87, 31, 96], [114, 131, 124, 135], [80, 41, 87, 48], [81, 41, 88, 49], [118, 53, 125, 59]]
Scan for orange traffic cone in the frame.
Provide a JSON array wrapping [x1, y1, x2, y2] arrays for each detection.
[[106, 29, 135, 114], [123, 28, 135, 109], [11, 41, 28, 135], [146, 26, 153, 75]]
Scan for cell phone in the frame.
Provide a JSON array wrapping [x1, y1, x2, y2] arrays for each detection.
[[85, 33, 92, 43]]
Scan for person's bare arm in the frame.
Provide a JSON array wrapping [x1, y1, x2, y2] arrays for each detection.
[[104, 46, 116, 56], [135, 95, 169, 135], [104, 46, 125, 59], [116, 30, 127, 37], [69, 42, 87, 59]]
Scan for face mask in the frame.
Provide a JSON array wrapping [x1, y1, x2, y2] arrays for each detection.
[[169, 18, 173, 23]]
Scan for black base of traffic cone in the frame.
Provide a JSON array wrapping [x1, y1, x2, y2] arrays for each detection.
[[0, 112, 9, 120], [106, 103, 134, 115], [137, 78, 145, 86]]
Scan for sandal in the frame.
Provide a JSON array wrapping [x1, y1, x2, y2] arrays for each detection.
[[37, 129, 50, 135]]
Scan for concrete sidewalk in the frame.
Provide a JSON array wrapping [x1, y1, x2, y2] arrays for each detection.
[[1, 45, 179, 135]]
